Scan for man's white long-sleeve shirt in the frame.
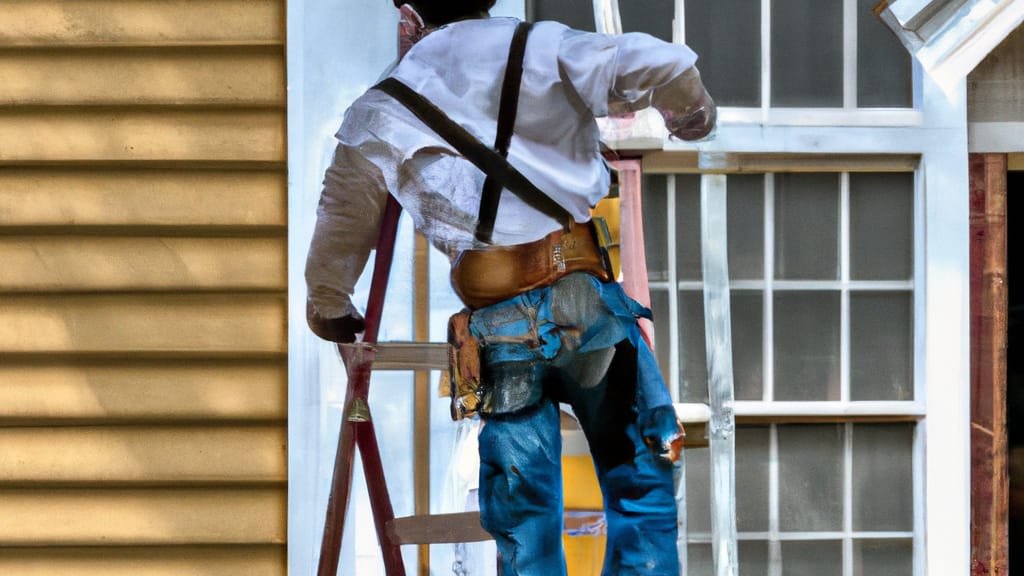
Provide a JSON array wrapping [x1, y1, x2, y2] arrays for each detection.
[[306, 17, 699, 318]]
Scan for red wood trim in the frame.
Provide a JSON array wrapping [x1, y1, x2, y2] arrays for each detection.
[[969, 153, 1009, 576]]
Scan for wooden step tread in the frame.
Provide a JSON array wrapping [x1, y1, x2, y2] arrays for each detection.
[[385, 511, 491, 545]]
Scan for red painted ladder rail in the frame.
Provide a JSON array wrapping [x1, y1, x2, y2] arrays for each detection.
[[316, 195, 492, 576]]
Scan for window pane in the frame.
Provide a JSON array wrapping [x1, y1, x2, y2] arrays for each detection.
[[771, 0, 843, 106], [684, 0, 761, 106], [853, 424, 915, 531], [687, 543, 713, 573], [650, 289, 671, 385], [736, 426, 770, 532], [679, 290, 709, 403], [850, 172, 914, 280], [728, 174, 765, 280], [527, 0, 595, 31], [851, 292, 914, 401], [684, 446, 711, 533], [620, 0, 674, 42], [738, 540, 770, 576], [690, 540, 770, 576], [676, 175, 703, 281], [732, 291, 764, 401], [853, 539, 913, 576], [775, 173, 839, 280], [779, 425, 844, 531], [685, 426, 770, 535], [642, 174, 669, 282], [774, 292, 841, 401], [857, 0, 913, 107], [781, 540, 843, 576]]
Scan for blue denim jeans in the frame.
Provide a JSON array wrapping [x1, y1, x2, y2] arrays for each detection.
[[469, 273, 681, 576]]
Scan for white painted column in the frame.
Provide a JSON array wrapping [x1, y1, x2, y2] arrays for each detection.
[[701, 173, 739, 576]]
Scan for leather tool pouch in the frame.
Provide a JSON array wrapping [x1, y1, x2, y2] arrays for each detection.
[[446, 310, 483, 420]]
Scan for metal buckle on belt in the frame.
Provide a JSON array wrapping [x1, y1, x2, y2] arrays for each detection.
[[552, 241, 566, 272]]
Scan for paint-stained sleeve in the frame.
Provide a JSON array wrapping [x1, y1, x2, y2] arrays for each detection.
[[557, 29, 696, 114], [304, 141, 389, 319], [557, 27, 715, 140]]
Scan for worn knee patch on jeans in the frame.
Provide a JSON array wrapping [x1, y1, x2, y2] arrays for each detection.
[[480, 359, 545, 414]]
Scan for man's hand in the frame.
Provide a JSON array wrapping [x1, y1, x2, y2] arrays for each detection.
[[306, 299, 365, 343], [663, 89, 717, 142], [652, 67, 718, 142]]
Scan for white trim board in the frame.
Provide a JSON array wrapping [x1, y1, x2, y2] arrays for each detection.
[[969, 121, 1024, 152]]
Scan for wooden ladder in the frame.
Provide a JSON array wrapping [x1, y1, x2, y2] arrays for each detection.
[[315, 196, 493, 576]]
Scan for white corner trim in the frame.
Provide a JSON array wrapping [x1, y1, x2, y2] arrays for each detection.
[[969, 121, 1024, 152], [882, 0, 1024, 95]]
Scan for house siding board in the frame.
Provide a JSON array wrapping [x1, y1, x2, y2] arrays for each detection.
[[0, 361, 286, 423], [0, 546, 286, 576], [0, 0, 287, 572], [0, 169, 286, 228]]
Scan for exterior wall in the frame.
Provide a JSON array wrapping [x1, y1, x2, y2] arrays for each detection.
[[968, 24, 1024, 152], [0, 2, 287, 574], [969, 25, 1024, 123]]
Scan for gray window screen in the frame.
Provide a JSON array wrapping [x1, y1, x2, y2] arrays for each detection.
[[771, 0, 844, 107], [857, 0, 914, 107], [620, 0, 675, 42], [684, 0, 762, 107], [527, 0, 595, 31]]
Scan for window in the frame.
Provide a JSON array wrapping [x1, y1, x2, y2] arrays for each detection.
[[641, 170, 921, 573], [642, 171, 916, 404]]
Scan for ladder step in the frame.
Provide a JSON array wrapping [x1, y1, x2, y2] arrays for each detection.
[[371, 342, 448, 371], [386, 511, 492, 545]]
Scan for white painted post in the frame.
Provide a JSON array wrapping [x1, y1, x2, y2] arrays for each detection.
[[700, 174, 739, 576]]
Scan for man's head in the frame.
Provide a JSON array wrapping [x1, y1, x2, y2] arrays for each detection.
[[393, 0, 497, 26]]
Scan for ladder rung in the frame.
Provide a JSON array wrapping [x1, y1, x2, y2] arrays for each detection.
[[386, 511, 492, 545], [371, 342, 448, 371]]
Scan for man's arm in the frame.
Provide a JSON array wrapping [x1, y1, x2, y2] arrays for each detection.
[[305, 142, 390, 342], [557, 29, 717, 141]]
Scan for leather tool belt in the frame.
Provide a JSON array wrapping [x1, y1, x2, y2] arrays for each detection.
[[450, 219, 614, 310]]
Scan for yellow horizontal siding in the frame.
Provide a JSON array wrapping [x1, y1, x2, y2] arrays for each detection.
[[0, 546, 286, 576], [2, 0, 288, 571], [0, 488, 286, 545], [0, 169, 285, 228], [0, 237, 286, 292], [0, 295, 285, 355], [0, 426, 285, 484], [0, 362, 285, 423], [0, 48, 284, 106], [0, 110, 285, 164], [1, 0, 283, 46]]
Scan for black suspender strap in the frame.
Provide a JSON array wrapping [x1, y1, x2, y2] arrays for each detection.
[[475, 20, 532, 243], [373, 21, 571, 243]]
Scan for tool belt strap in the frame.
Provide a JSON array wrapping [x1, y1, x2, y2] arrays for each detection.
[[450, 220, 613, 310], [373, 22, 572, 235]]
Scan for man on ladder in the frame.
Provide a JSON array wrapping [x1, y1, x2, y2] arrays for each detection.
[[305, 1, 716, 573]]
